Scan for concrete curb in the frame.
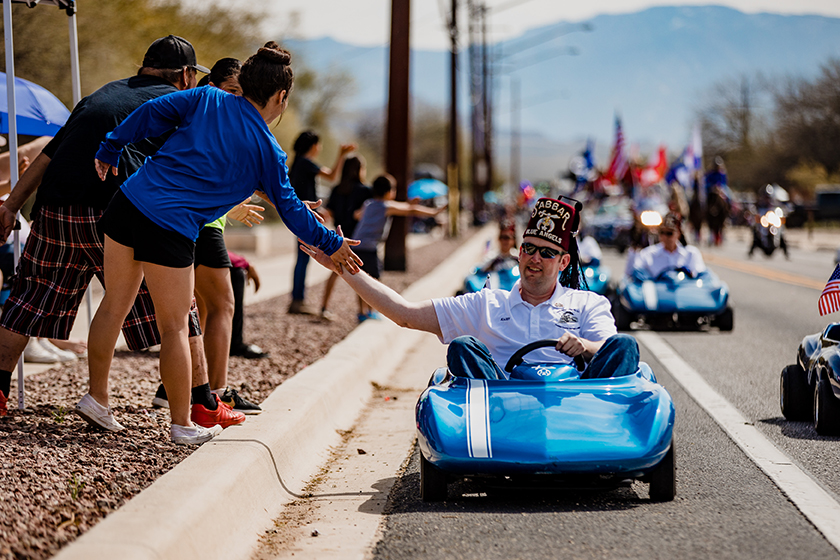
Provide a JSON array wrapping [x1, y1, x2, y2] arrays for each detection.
[[53, 225, 496, 560]]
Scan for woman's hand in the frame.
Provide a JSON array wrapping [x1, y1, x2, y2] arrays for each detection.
[[228, 198, 265, 228], [94, 159, 117, 181]]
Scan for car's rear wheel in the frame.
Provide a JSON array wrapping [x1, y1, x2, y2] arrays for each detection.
[[420, 454, 448, 502], [648, 440, 676, 502], [780, 364, 811, 421], [714, 307, 734, 332], [814, 379, 840, 436]]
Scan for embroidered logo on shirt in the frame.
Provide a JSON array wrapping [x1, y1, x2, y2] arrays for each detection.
[[500, 317, 510, 321], [556, 310, 578, 324]]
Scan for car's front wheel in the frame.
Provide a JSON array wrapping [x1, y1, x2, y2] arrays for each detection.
[[780, 364, 811, 421], [648, 440, 676, 502], [420, 454, 448, 502], [714, 307, 734, 332], [814, 378, 840, 436]]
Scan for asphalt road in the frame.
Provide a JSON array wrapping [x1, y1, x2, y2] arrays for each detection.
[[371, 234, 840, 560]]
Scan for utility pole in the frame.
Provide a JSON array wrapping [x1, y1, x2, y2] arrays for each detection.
[[468, 0, 486, 225], [383, 0, 411, 271], [447, 0, 460, 237], [510, 76, 520, 188], [481, 5, 492, 212]]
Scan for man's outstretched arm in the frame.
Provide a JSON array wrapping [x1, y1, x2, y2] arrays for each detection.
[[300, 241, 443, 337]]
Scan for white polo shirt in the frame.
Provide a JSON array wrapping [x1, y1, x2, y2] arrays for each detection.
[[633, 242, 706, 278], [432, 279, 617, 372]]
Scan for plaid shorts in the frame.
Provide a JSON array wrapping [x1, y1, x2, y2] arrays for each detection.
[[0, 205, 201, 350]]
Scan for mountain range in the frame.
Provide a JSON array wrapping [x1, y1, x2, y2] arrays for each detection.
[[285, 5, 840, 181]]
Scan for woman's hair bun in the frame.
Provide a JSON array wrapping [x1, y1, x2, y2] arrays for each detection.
[[256, 42, 291, 65]]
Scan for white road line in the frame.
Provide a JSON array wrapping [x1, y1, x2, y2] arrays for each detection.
[[637, 331, 840, 553]]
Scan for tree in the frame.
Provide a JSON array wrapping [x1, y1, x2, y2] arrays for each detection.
[[774, 59, 840, 178]]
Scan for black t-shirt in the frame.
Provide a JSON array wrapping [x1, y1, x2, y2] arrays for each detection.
[[326, 182, 373, 236], [35, 75, 178, 210], [288, 156, 321, 202]]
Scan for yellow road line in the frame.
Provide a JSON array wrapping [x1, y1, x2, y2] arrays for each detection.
[[703, 253, 824, 290]]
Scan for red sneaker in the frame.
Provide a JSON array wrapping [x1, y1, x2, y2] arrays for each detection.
[[191, 394, 245, 428], [0, 391, 7, 417]]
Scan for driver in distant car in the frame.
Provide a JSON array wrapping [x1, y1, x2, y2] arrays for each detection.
[[632, 212, 707, 279], [302, 197, 639, 380]]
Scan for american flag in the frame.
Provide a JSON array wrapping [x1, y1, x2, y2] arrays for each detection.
[[605, 115, 629, 184], [819, 264, 840, 316]]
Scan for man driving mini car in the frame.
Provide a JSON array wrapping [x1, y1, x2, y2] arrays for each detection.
[[302, 197, 639, 380], [632, 212, 707, 279]]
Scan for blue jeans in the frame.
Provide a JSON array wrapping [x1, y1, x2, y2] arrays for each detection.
[[291, 245, 309, 301], [446, 334, 639, 380]]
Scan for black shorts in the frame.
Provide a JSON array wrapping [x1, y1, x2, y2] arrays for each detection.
[[354, 248, 380, 279], [99, 190, 195, 268], [194, 226, 231, 269]]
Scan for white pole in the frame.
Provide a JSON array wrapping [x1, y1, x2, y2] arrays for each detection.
[[3, 0, 24, 411], [66, 2, 93, 326]]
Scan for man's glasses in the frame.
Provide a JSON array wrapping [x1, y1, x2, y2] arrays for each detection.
[[521, 242, 560, 259], [659, 230, 677, 237], [499, 235, 514, 241]]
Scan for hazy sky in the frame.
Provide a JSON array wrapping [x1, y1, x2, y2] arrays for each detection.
[[220, 0, 840, 50]]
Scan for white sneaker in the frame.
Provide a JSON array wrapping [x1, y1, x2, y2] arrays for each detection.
[[74, 393, 125, 432], [23, 338, 59, 364], [171, 422, 222, 445], [38, 339, 78, 362]]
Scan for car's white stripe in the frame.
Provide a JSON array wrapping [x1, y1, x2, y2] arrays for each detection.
[[466, 379, 492, 458], [638, 331, 840, 554], [642, 280, 659, 309]]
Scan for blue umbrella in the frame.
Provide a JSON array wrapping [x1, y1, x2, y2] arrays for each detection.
[[407, 177, 448, 200], [0, 72, 70, 137]]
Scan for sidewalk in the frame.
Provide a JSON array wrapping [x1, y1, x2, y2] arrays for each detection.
[[52, 224, 496, 560]]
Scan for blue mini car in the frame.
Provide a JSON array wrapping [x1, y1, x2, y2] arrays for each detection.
[[416, 340, 676, 502], [780, 323, 840, 435], [459, 261, 612, 297], [613, 267, 733, 331]]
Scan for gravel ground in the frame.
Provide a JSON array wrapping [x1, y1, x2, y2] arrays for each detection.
[[0, 230, 472, 560]]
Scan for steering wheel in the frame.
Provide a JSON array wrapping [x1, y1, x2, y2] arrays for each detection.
[[655, 266, 693, 281], [504, 339, 586, 373]]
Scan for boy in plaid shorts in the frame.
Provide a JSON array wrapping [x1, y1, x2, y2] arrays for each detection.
[[0, 36, 244, 433]]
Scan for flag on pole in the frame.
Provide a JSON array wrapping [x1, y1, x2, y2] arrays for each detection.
[[819, 263, 840, 316], [605, 115, 629, 184]]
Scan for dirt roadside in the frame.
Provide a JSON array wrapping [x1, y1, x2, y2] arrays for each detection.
[[0, 227, 476, 560]]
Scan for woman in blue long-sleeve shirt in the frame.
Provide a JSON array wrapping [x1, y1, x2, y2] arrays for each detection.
[[88, 42, 361, 445]]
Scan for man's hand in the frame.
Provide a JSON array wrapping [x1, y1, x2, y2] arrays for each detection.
[[299, 226, 362, 275], [555, 332, 586, 359], [0, 205, 16, 244], [339, 143, 357, 156], [228, 198, 265, 228], [299, 240, 340, 273], [94, 158, 117, 181], [303, 199, 325, 224]]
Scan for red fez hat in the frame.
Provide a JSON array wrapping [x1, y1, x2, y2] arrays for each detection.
[[523, 197, 580, 251]]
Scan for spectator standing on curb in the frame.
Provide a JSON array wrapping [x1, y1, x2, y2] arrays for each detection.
[[0, 36, 242, 436], [228, 250, 269, 363], [351, 174, 447, 323], [319, 155, 372, 321], [91, 42, 361, 445], [288, 130, 355, 316], [151, 57, 263, 416]]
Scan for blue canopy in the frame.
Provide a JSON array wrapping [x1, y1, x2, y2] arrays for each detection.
[[408, 177, 448, 200], [0, 72, 70, 136]]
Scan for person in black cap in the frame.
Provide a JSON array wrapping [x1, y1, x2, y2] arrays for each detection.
[[0, 35, 245, 440], [301, 196, 640, 381]]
